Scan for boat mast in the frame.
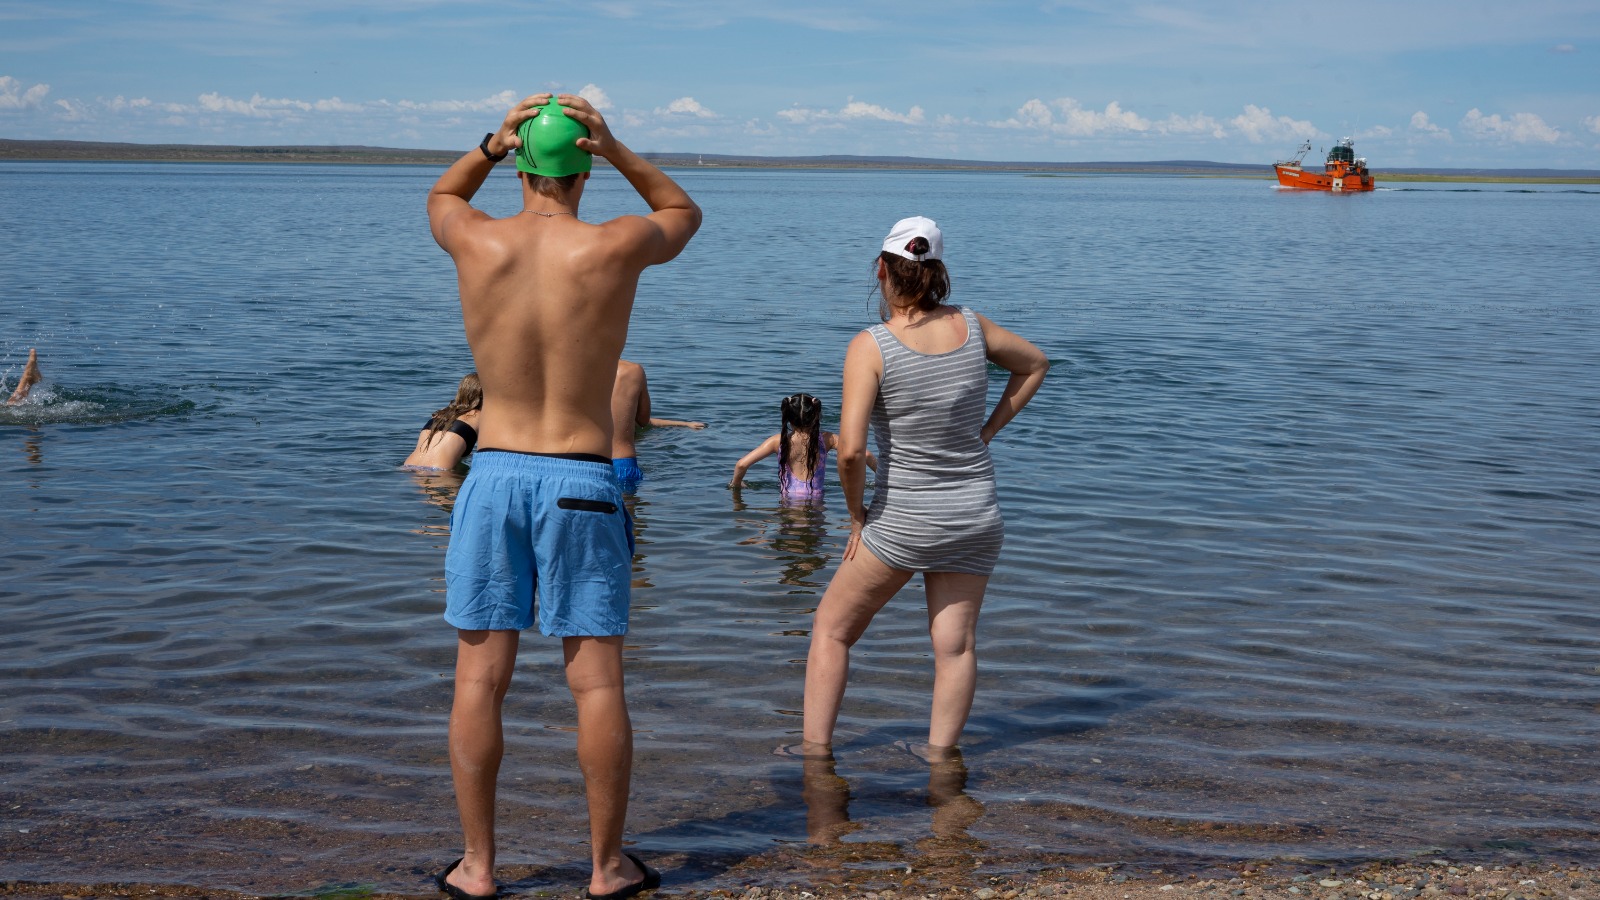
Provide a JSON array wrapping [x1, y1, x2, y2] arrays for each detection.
[[1275, 140, 1312, 167]]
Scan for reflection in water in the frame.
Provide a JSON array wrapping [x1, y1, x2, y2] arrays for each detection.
[[798, 749, 984, 847], [732, 489, 833, 590], [800, 752, 855, 846], [924, 749, 984, 841], [408, 468, 463, 540], [626, 493, 652, 589], [20, 427, 42, 466]]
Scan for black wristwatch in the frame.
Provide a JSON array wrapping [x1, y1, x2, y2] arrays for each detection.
[[479, 132, 507, 162]]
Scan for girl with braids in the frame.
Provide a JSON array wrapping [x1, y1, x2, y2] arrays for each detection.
[[729, 393, 874, 499], [403, 372, 483, 470], [798, 216, 1049, 761]]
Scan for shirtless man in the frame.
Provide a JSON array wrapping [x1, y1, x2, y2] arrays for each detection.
[[426, 92, 700, 900], [610, 359, 705, 492]]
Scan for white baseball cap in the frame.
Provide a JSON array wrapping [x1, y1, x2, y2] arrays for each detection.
[[881, 216, 943, 261]]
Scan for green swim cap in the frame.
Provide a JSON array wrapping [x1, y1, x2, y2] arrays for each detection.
[[515, 100, 592, 177]]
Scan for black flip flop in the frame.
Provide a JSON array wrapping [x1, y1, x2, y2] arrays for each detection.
[[584, 852, 661, 900], [435, 857, 500, 900]]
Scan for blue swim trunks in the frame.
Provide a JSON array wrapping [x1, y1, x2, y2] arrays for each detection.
[[445, 451, 635, 636], [612, 456, 644, 493]]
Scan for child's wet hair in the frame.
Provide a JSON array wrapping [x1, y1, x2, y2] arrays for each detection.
[[780, 393, 823, 482]]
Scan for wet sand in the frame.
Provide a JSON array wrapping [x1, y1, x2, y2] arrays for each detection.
[[5, 791, 1599, 900], [5, 858, 1599, 899]]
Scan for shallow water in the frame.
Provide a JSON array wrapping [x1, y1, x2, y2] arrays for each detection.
[[2, 163, 1598, 894]]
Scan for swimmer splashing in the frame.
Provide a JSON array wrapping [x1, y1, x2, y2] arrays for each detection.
[[6, 349, 41, 406]]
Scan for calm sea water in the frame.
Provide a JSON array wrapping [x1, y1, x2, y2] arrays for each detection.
[[2, 163, 1598, 894]]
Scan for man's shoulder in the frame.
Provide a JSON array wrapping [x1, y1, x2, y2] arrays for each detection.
[[589, 214, 663, 253]]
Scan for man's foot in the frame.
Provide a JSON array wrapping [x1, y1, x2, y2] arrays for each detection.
[[435, 857, 499, 900], [585, 852, 660, 900]]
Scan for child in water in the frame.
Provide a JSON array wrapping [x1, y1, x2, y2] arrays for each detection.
[[730, 393, 875, 499]]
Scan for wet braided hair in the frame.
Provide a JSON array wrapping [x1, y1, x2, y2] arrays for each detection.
[[779, 393, 823, 481]]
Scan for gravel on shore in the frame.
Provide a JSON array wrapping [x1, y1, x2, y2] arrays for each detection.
[[6, 858, 1600, 900]]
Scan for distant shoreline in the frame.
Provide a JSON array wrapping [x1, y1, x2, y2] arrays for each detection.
[[3, 138, 1597, 183]]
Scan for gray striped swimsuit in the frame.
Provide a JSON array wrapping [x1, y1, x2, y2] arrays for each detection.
[[860, 306, 1004, 575]]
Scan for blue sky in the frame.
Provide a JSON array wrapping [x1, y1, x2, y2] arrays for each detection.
[[2, 1, 1597, 167]]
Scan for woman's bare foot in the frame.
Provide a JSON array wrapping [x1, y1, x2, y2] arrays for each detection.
[[892, 739, 962, 765], [773, 741, 834, 760]]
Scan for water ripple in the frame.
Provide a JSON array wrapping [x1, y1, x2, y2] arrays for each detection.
[[1, 165, 1597, 891]]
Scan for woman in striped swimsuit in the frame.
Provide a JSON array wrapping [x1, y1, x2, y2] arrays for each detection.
[[801, 216, 1050, 759]]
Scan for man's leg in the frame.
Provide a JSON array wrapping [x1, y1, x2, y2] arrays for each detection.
[[563, 634, 648, 896], [923, 572, 989, 749], [446, 628, 521, 897], [802, 546, 914, 748]]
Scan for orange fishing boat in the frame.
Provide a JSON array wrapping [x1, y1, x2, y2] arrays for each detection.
[[1274, 138, 1375, 191]]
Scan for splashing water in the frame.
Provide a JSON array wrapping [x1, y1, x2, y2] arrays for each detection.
[[0, 381, 196, 427]]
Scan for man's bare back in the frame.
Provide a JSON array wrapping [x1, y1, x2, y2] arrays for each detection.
[[429, 93, 701, 458]]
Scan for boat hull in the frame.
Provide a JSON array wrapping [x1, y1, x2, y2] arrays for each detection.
[[1274, 164, 1375, 192]]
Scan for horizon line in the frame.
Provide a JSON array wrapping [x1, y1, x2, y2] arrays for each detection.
[[2, 138, 1598, 177]]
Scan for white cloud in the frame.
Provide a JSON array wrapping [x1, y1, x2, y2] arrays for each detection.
[[1229, 104, 1320, 144], [994, 98, 1150, 136], [779, 98, 923, 126], [1156, 112, 1226, 138], [1460, 108, 1562, 143], [1057, 99, 1147, 136], [198, 92, 312, 117], [394, 90, 519, 114], [578, 84, 612, 110], [990, 100, 1232, 140], [1359, 125, 1394, 139], [839, 100, 923, 124], [1409, 111, 1448, 136], [1585, 115, 1600, 135], [106, 95, 153, 112], [177, 89, 527, 122], [654, 96, 716, 118], [995, 98, 1052, 130], [311, 97, 363, 113], [0, 75, 50, 110], [54, 98, 85, 121], [1551, 43, 1577, 53]]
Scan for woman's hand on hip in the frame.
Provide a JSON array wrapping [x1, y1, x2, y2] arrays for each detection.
[[843, 518, 865, 561]]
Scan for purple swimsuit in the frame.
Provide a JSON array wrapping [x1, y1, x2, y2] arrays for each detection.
[[779, 446, 828, 500]]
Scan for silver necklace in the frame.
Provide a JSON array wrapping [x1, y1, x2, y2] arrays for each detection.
[[520, 209, 574, 217]]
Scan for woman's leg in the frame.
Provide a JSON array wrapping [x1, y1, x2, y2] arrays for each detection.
[[802, 544, 913, 747], [923, 572, 990, 748]]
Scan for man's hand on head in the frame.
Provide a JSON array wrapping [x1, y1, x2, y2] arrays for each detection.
[[488, 93, 553, 158], [558, 94, 620, 160]]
